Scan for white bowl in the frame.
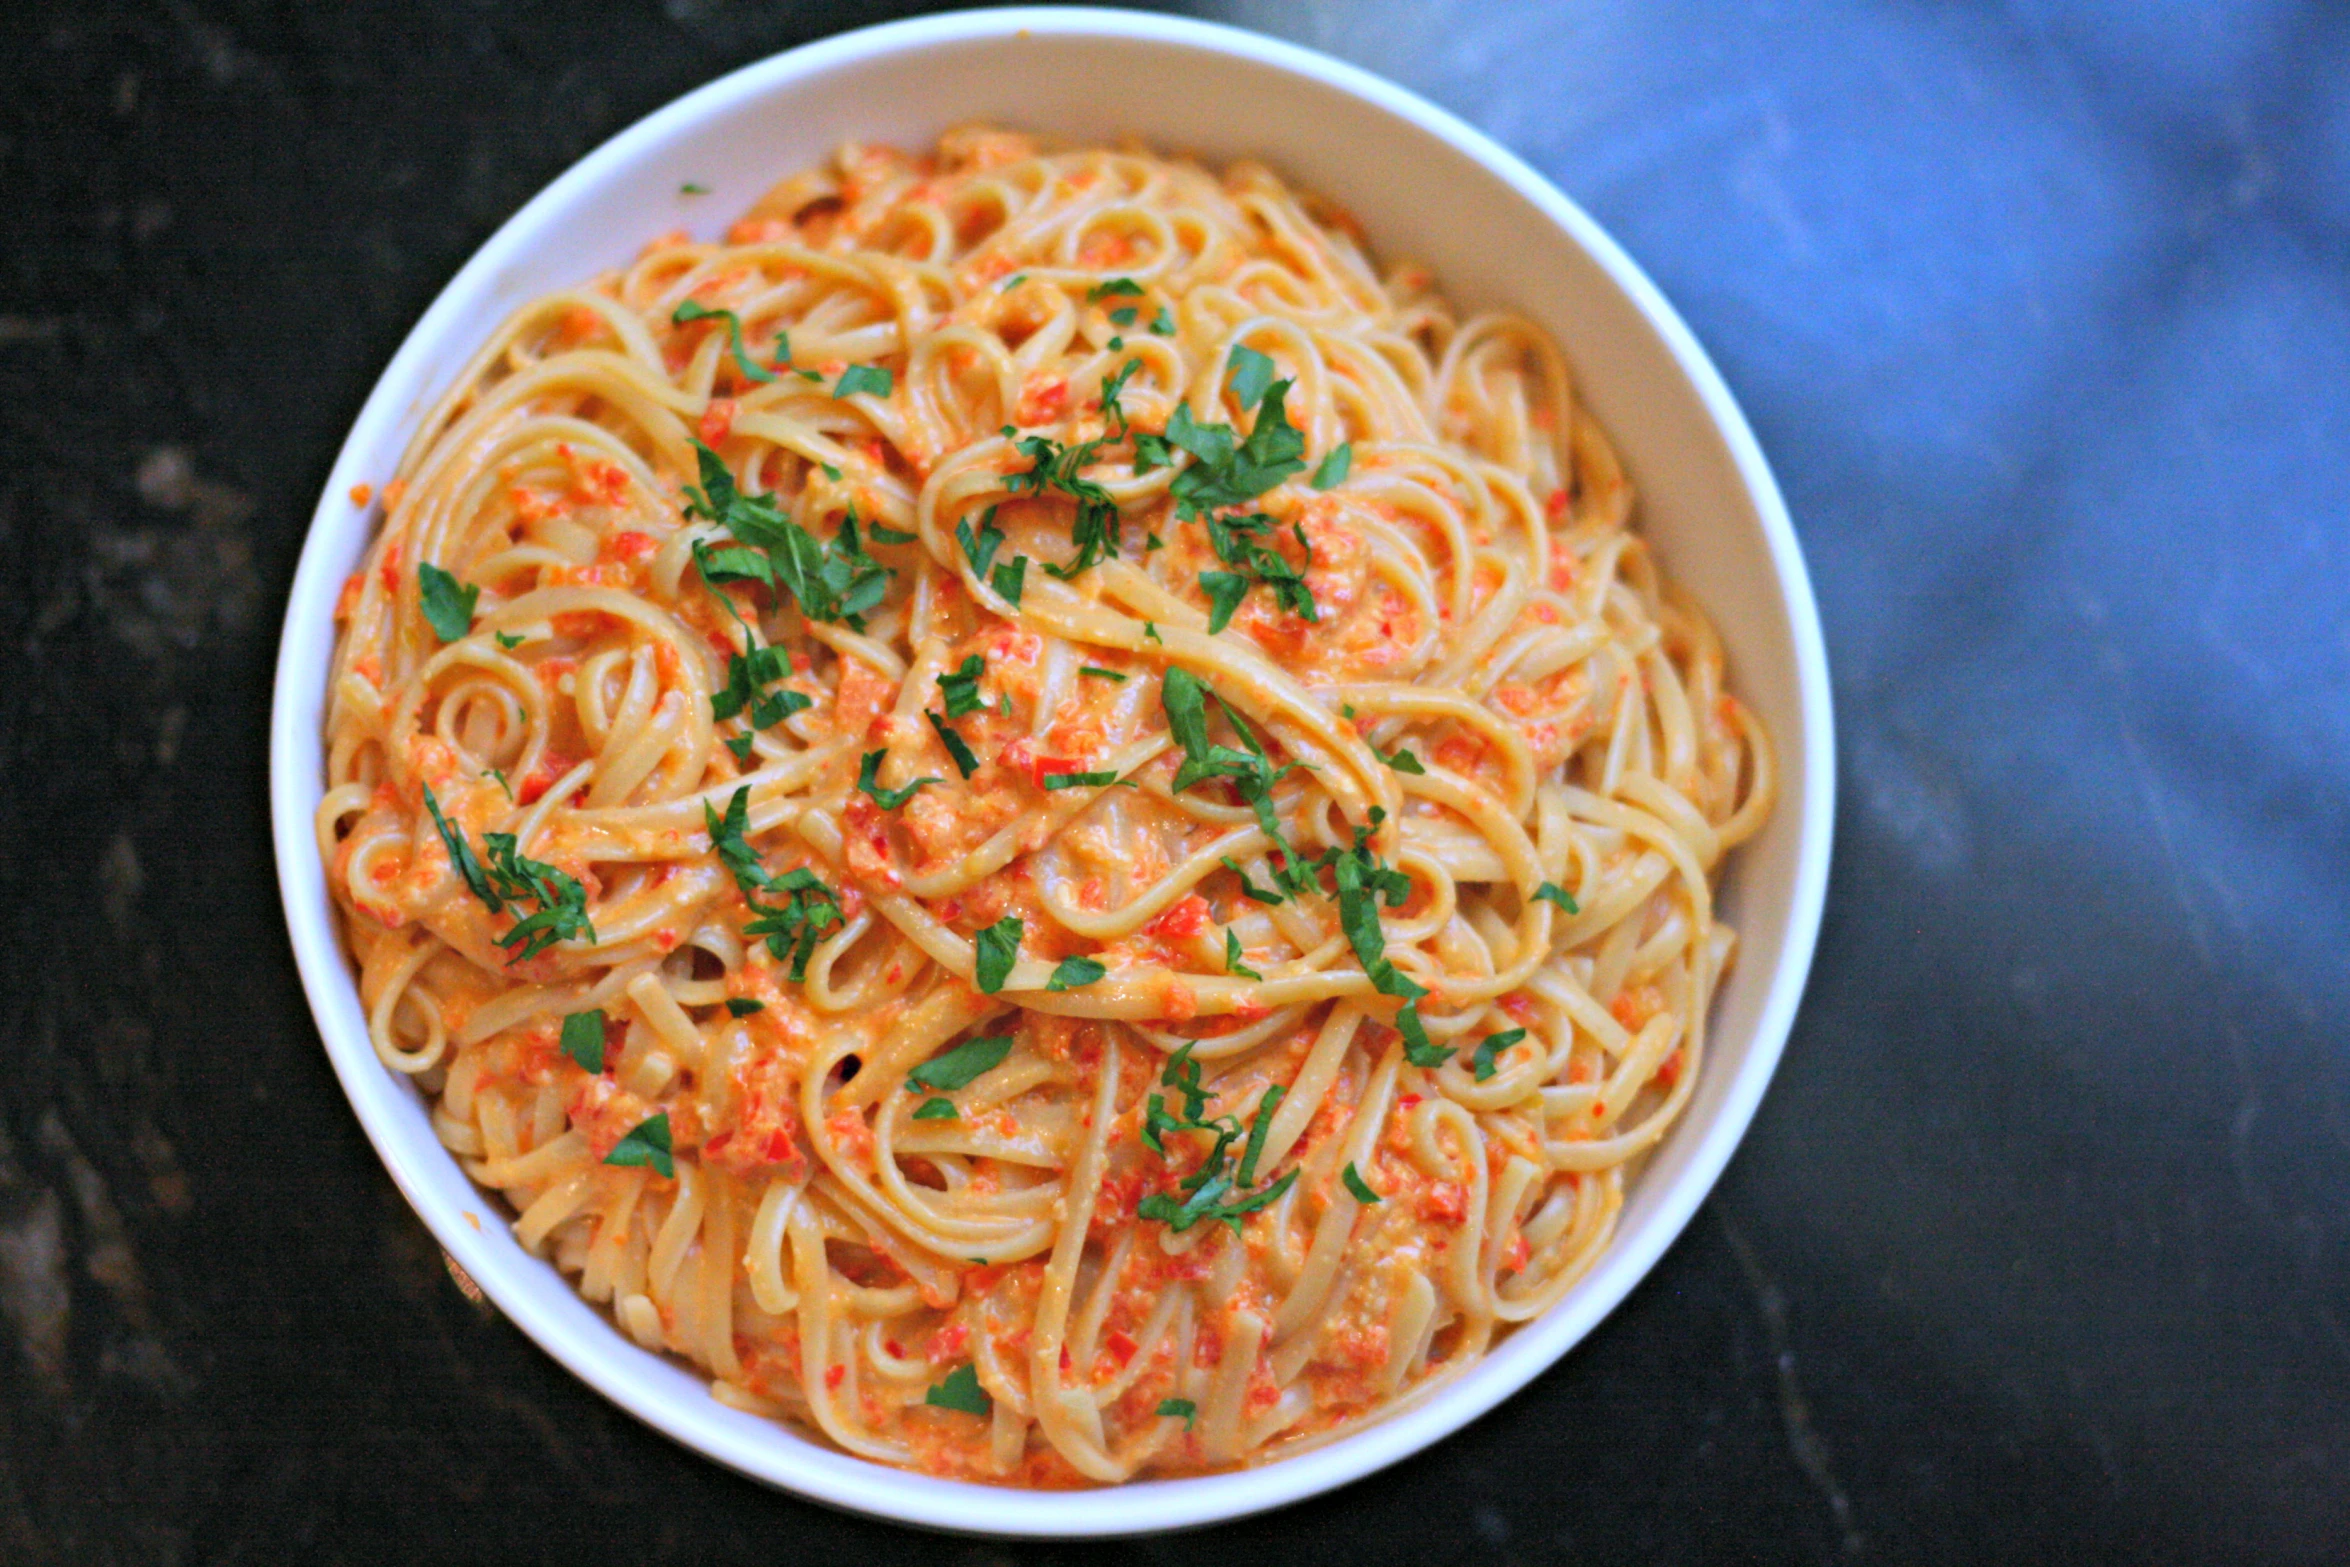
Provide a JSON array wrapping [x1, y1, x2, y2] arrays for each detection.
[[269, 5, 1833, 1537]]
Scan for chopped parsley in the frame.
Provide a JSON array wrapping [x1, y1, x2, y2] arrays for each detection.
[[671, 300, 784, 384], [909, 1033, 1012, 1091], [1009, 426, 1123, 580], [679, 181, 709, 194], [1310, 443, 1353, 489], [494, 630, 526, 650], [1109, 305, 1138, 327], [925, 1363, 990, 1415], [868, 520, 917, 544], [957, 507, 1004, 576], [1085, 277, 1144, 303], [685, 440, 891, 627], [1227, 345, 1277, 408], [1342, 1161, 1381, 1204], [991, 553, 1027, 605], [1199, 510, 1317, 631], [1220, 855, 1284, 906], [484, 767, 513, 802], [559, 1010, 606, 1074], [1045, 956, 1106, 992], [857, 749, 937, 811], [1041, 769, 1120, 790], [1137, 1048, 1296, 1234], [1079, 665, 1126, 682], [1534, 881, 1580, 915], [1148, 305, 1176, 336], [740, 866, 844, 982], [925, 710, 980, 778], [820, 461, 843, 482], [417, 562, 478, 642], [912, 1097, 958, 1120], [936, 654, 987, 717], [724, 998, 765, 1017], [604, 1113, 674, 1179], [973, 916, 1021, 993], [423, 784, 597, 961], [1472, 1027, 1526, 1082], [1156, 1397, 1197, 1426], [833, 364, 892, 400], [1224, 929, 1261, 981], [704, 787, 843, 980], [1162, 365, 1308, 519], [1379, 745, 1426, 775]]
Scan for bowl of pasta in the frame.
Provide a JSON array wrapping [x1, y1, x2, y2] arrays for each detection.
[[270, 4, 1832, 1536]]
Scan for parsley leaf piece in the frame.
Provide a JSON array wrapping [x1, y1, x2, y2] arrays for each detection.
[[559, 1010, 606, 1074], [1002, 273, 1027, 290], [1342, 1161, 1382, 1204], [740, 866, 843, 982], [1200, 570, 1249, 634], [1224, 930, 1262, 981], [957, 507, 1004, 576], [937, 654, 987, 718], [1380, 745, 1426, 775], [1166, 375, 1309, 519], [820, 462, 843, 481], [857, 749, 938, 811], [833, 364, 892, 400], [1220, 855, 1285, 906], [1534, 881, 1580, 915], [724, 733, 757, 764], [925, 710, 980, 778], [494, 630, 526, 650], [909, 1033, 1013, 1091], [1143, 621, 1162, 644], [1042, 769, 1119, 790], [704, 786, 777, 896], [1399, 1004, 1452, 1068], [1157, 1397, 1197, 1426], [991, 553, 1027, 605], [1310, 443, 1353, 489], [1085, 277, 1144, 302], [1045, 956, 1107, 992], [1140, 1167, 1298, 1234], [417, 562, 478, 642], [1079, 665, 1126, 682], [480, 831, 597, 960], [685, 442, 892, 627], [1109, 306, 1138, 327], [1149, 305, 1176, 336], [1472, 1027, 1527, 1082], [925, 1363, 991, 1415], [604, 1113, 674, 1179], [868, 520, 918, 544], [973, 916, 1021, 993], [1237, 1085, 1284, 1186], [1227, 345, 1276, 409], [679, 181, 710, 195], [912, 1097, 958, 1120], [485, 767, 513, 802], [671, 300, 781, 384], [724, 998, 765, 1017]]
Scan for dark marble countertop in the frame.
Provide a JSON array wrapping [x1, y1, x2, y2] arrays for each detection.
[[3, 2, 2345, 1562]]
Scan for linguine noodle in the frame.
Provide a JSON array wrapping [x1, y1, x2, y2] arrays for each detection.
[[317, 126, 1772, 1484]]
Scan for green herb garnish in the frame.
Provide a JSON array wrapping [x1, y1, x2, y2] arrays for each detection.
[[1533, 881, 1579, 915], [973, 916, 1021, 993], [1224, 930, 1261, 981], [1079, 666, 1126, 682], [1310, 443, 1353, 489], [672, 300, 785, 384], [857, 749, 938, 811], [926, 710, 980, 778], [925, 1363, 990, 1415], [833, 364, 892, 400], [1342, 1161, 1381, 1203], [1157, 1397, 1197, 1426], [909, 1033, 1013, 1091], [1045, 956, 1106, 992], [605, 1113, 674, 1179], [725, 998, 765, 1017], [1472, 1027, 1527, 1081], [417, 562, 478, 642], [560, 1010, 606, 1073], [937, 654, 987, 718], [912, 1097, 958, 1120]]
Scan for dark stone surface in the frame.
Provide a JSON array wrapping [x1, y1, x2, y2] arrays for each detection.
[[2, 2, 2345, 1562]]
